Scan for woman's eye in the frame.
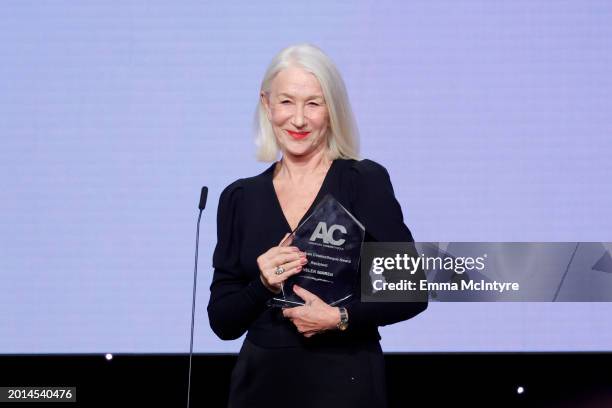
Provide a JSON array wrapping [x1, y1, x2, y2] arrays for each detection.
[[308, 102, 319, 106], [280, 100, 291, 104]]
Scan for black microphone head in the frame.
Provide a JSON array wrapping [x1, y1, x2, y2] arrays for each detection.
[[199, 186, 208, 210]]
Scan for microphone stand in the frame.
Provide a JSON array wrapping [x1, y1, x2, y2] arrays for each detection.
[[187, 187, 208, 408]]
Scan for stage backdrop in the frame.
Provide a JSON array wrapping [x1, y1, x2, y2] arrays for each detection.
[[1, 1, 611, 353]]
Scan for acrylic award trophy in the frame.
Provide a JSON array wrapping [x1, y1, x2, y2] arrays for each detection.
[[270, 194, 365, 307]]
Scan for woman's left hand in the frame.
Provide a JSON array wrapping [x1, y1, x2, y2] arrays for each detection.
[[282, 285, 340, 338]]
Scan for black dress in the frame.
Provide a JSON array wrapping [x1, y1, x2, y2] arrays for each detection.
[[207, 158, 427, 408]]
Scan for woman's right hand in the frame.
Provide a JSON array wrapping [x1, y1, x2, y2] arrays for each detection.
[[257, 233, 308, 294]]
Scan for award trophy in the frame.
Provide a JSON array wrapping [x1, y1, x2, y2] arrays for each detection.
[[270, 194, 365, 307]]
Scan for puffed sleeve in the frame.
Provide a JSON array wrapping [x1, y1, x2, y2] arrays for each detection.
[[344, 159, 428, 331], [207, 180, 276, 340]]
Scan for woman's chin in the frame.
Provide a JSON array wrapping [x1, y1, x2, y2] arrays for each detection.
[[283, 150, 309, 158], [281, 143, 310, 156]]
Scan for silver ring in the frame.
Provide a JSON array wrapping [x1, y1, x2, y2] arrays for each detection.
[[275, 266, 285, 275]]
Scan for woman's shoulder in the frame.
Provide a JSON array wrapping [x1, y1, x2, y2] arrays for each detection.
[[337, 158, 392, 181], [218, 163, 276, 204]]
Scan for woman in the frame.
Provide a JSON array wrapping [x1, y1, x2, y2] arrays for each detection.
[[207, 44, 427, 408]]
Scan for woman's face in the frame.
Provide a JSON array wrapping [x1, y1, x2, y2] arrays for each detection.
[[261, 66, 330, 159]]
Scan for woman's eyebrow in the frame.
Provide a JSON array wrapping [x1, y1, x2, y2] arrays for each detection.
[[278, 92, 324, 100]]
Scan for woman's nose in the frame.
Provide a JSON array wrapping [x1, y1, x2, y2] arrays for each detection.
[[291, 106, 305, 128]]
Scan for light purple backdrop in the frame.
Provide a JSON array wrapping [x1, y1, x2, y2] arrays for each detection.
[[1, 1, 611, 353]]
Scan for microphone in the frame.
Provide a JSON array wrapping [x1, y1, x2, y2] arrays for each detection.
[[198, 186, 208, 211], [187, 186, 208, 408]]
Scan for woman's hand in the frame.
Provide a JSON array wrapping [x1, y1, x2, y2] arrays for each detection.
[[257, 233, 308, 294], [282, 285, 342, 337]]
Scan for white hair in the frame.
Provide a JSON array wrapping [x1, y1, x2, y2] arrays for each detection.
[[254, 44, 360, 162]]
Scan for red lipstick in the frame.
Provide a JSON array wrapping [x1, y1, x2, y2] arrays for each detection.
[[286, 130, 310, 140]]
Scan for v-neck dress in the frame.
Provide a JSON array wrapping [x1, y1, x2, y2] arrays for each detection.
[[208, 158, 428, 407]]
